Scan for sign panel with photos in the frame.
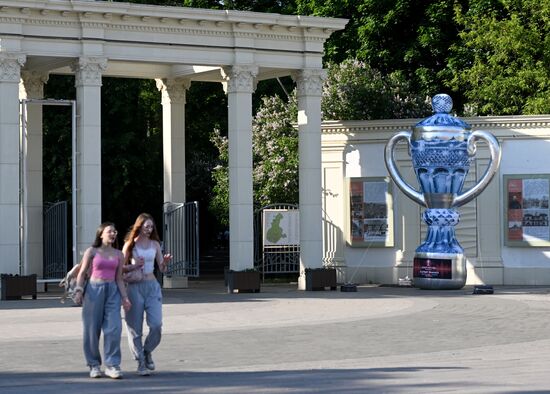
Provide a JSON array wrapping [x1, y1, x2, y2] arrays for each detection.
[[504, 174, 550, 246], [348, 177, 394, 247]]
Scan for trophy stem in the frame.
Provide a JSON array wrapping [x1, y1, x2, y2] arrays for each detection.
[[413, 209, 466, 290]]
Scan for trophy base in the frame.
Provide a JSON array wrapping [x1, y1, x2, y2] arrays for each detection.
[[413, 252, 466, 290]]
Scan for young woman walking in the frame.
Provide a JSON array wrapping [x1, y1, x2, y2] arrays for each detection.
[[122, 213, 171, 376], [74, 222, 132, 379]]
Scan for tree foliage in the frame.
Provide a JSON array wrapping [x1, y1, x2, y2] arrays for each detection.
[[42, 0, 550, 243], [209, 58, 431, 221], [252, 94, 299, 206], [322, 59, 430, 120], [297, 0, 466, 98], [445, 0, 550, 115]]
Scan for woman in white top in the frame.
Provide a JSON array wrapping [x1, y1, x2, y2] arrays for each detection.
[[122, 213, 171, 376]]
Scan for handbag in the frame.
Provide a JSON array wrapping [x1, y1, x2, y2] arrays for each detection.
[[59, 261, 89, 305], [123, 267, 144, 284]]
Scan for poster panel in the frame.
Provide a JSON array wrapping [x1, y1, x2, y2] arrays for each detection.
[[413, 258, 452, 279], [504, 174, 550, 246], [347, 177, 394, 247], [263, 209, 300, 247]]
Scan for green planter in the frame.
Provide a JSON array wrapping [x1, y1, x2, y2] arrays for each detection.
[[305, 268, 337, 291], [1, 274, 37, 300], [226, 270, 260, 293]]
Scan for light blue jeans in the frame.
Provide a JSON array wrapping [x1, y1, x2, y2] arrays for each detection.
[[124, 279, 163, 362], [82, 281, 122, 367]]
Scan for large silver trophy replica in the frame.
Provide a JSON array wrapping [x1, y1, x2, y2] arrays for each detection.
[[385, 94, 501, 290]]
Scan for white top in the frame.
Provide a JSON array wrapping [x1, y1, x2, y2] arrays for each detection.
[[132, 243, 156, 274]]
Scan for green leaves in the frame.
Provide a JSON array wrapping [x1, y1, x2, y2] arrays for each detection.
[[253, 94, 299, 206], [322, 59, 430, 120], [447, 0, 550, 115]]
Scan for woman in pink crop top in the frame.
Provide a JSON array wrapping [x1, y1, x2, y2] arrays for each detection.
[[122, 213, 172, 376], [74, 222, 131, 379]]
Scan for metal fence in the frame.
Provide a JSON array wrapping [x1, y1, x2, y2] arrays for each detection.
[[254, 203, 300, 279], [163, 201, 199, 277], [43, 201, 68, 279]]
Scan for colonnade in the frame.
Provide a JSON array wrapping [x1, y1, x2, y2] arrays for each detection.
[[1, 55, 326, 289]]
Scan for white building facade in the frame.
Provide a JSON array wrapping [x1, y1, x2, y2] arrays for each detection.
[[322, 116, 550, 286], [0, 0, 346, 290]]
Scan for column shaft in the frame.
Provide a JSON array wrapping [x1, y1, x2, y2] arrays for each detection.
[[0, 53, 25, 274], [20, 70, 49, 275], [294, 69, 326, 289], [156, 78, 189, 204], [72, 58, 106, 256], [223, 66, 257, 271]]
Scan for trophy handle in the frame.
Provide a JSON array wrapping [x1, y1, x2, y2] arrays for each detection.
[[384, 131, 426, 207], [453, 130, 502, 208]]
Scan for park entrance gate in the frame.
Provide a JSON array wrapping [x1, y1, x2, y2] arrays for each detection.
[[163, 202, 199, 277], [254, 203, 300, 280]]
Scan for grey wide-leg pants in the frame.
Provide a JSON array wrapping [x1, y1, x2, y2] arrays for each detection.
[[82, 281, 122, 367], [124, 279, 163, 362]]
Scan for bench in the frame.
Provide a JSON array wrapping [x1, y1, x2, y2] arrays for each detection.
[[37, 278, 63, 292]]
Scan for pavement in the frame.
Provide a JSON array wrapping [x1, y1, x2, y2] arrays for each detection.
[[1, 281, 550, 393]]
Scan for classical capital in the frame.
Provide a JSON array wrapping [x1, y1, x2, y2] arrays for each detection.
[[221, 65, 258, 94], [20, 70, 49, 99], [0, 53, 26, 83], [293, 69, 327, 97], [156, 78, 191, 105], [71, 57, 107, 87]]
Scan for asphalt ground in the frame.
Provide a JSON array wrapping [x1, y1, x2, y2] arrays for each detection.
[[1, 282, 550, 393]]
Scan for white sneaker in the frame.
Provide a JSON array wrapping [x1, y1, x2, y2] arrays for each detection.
[[89, 365, 102, 378], [105, 365, 123, 379], [137, 360, 150, 376], [144, 351, 155, 371]]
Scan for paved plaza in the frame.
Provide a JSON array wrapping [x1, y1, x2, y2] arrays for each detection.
[[1, 281, 550, 393]]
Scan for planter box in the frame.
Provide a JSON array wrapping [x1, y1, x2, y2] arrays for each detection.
[[226, 271, 260, 293], [305, 268, 337, 291], [1, 274, 37, 300]]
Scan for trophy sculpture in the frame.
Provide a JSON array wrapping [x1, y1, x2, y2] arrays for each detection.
[[384, 94, 501, 290]]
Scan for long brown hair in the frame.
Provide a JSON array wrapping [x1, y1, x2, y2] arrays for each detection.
[[124, 213, 160, 263], [92, 222, 118, 248]]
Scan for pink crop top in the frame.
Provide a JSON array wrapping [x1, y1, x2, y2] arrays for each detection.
[[91, 253, 119, 280]]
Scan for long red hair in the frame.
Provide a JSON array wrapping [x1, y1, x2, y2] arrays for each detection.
[[124, 213, 160, 264]]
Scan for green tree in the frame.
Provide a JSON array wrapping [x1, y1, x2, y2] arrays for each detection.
[[43, 75, 75, 204], [100, 78, 164, 231], [445, 0, 550, 115], [297, 0, 466, 97], [210, 59, 431, 222], [253, 94, 299, 206], [323, 59, 430, 120], [209, 129, 230, 226], [210, 93, 298, 224]]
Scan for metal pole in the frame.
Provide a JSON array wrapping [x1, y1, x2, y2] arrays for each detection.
[[71, 100, 78, 266]]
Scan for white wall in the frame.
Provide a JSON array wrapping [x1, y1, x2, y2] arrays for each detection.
[[500, 139, 550, 269], [322, 116, 550, 286]]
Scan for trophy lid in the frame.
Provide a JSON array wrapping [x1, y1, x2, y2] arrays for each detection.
[[414, 94, 470, 135]]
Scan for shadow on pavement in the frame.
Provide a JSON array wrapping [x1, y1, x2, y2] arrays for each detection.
[[0, 366, 481, 394]]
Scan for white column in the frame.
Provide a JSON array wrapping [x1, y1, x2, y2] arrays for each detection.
[[0, 53, 25, 274], [20, 70, 49, 276], [71, 57, 106, 256], [222, 65, 258, 271], [293, 69, 326, 290], [156, 78, 190, 204]]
